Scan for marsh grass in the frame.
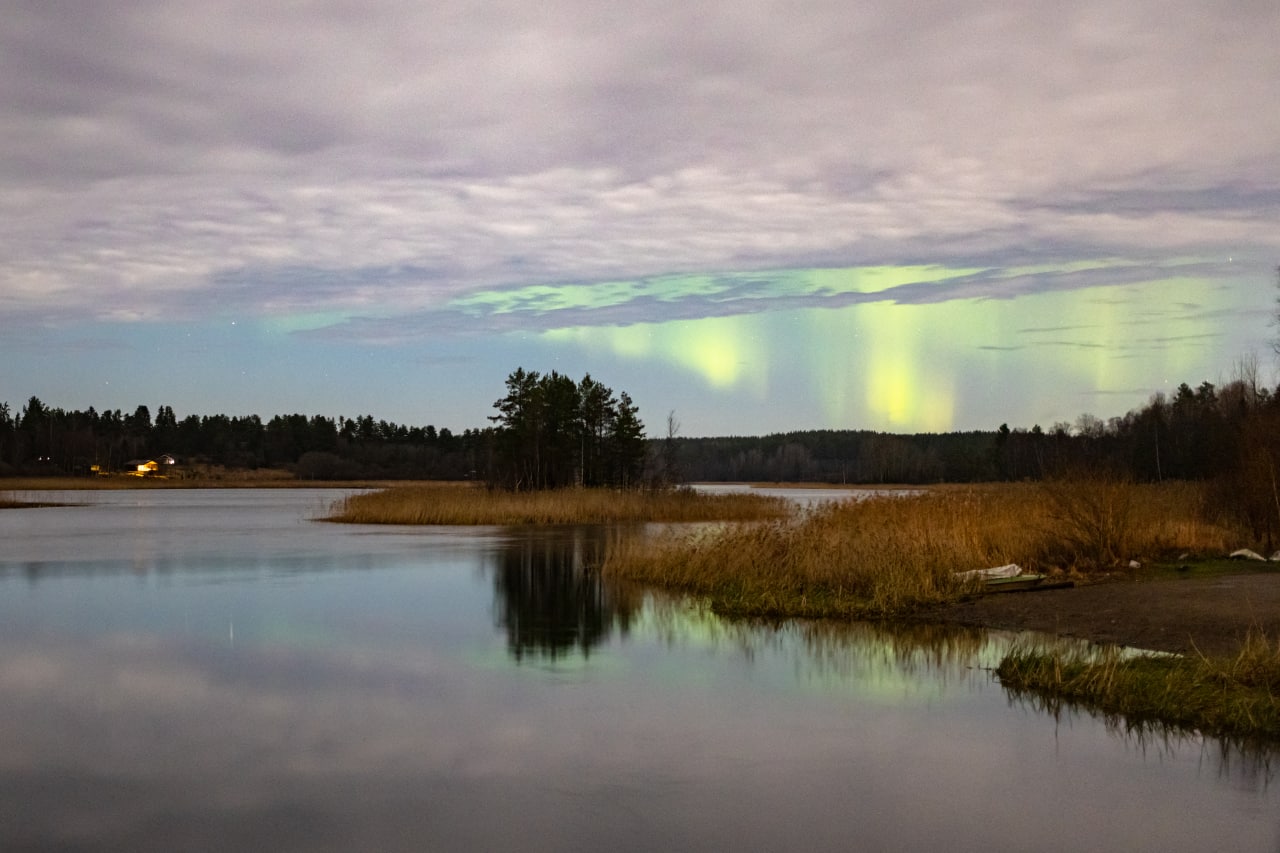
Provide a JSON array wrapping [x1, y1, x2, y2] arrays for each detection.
[[327, 484, 791, 526], [997, 633, 1280, 742], [605, 489, 1032, 619], [603, 482, 1245, 619]]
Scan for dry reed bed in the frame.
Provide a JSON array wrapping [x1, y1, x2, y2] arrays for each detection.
[[327, 484, 791, 526], [997, 633, 1280, 741], [602, 482, 1241, 620]]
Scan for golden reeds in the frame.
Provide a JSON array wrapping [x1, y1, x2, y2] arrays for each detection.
[[326, 484, 791, 526], [602, 482, 1244, 619], [604, 490, 1002, 618]]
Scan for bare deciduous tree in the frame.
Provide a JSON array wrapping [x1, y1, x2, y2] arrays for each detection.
[[1273, 265, 1280, 359]]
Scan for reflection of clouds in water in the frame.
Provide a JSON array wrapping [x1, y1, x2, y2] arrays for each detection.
[[0, 623, 1276, 850], [0, 630, 926, 848], [3, 492, 1278, 849], [0, 635, 476, 778]]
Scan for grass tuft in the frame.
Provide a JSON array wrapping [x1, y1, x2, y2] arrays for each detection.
[[996, 632, 1280, 741]]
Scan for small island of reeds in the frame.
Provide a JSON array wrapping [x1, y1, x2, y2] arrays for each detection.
[[326, 483, 790, 526]]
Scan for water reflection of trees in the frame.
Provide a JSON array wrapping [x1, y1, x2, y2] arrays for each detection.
[[491, 528, 640, 663]]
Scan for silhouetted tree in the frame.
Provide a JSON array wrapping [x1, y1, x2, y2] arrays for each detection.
[[1273, 265, 1280, 359], [488, 368, 646, 490], [608, 391, 646, 487], [0, 402, 13, 471]]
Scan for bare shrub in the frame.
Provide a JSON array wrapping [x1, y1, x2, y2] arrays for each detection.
[[1212, 409, 1280, 552], [1038, 476, 1137, 571]]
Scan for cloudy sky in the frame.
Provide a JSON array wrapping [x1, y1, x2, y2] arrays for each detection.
[[3, 1, 1278, 436]]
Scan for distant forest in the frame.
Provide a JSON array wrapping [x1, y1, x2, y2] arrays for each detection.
[[3, 368, 1279, 499], [0, 398, 486, 481], [668, 375, 1277, 485]]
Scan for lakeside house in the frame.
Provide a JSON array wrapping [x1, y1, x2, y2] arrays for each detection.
[[119, 454, 177, 476]]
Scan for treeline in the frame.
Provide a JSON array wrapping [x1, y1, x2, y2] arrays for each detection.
[[664, 430, 1000, 484], [659, 377, 1278, 488], [664, 373, 1280, 544], [4, 368, 1280, 542], [1001, 376, 1280, 544], [0, 397, 485, 480], [0, 367, 649, 487]]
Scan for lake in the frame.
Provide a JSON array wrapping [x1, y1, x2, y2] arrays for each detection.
[[0, 488, 1276, 851]]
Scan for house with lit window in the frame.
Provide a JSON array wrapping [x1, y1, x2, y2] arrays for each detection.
[[124, 455, 176, 476]]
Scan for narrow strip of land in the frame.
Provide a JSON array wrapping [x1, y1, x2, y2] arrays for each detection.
[[924, 571, 1280, 657]]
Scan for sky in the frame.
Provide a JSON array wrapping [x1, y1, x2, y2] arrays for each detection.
[[3, 1, 1279, 437]]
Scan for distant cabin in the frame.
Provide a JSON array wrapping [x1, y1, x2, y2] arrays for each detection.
[[123, 455, 177, 476]]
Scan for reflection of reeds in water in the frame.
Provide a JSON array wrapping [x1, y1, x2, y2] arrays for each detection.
[[791, 620, 994, 691], [0, 493, 68, 508], [604, 483, 1243, 619], [1006, 676, 1278, 790], [636, 594, 992, 686], [329, 485, 790, 525], [997, 632, 1280, 745]]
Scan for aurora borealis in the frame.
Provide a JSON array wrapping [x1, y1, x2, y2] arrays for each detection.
[[2, 2, 1277, 435]]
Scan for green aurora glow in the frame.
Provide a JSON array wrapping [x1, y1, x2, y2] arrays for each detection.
[[533, 268, 1253, 432]]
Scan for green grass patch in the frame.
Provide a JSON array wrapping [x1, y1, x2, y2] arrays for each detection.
[[997, 634, 1280, 742], [1143, 558, 1278, 580]]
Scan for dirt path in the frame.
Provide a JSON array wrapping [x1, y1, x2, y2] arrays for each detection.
[[925, 570, 1280, 657]]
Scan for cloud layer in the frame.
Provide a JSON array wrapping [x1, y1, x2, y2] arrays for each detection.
[[4, 0, 1278, 337]]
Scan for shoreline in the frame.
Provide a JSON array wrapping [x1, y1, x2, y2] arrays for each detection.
[[0, 476, 453, 492], [918, 567, 1280, 657], [7, 479, 1277, 657]]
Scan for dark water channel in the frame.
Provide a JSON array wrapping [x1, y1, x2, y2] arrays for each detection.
[[0, 489, 1276, 851]]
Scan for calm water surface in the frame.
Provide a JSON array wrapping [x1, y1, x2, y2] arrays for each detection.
[[0, 489, 1275, 851]]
